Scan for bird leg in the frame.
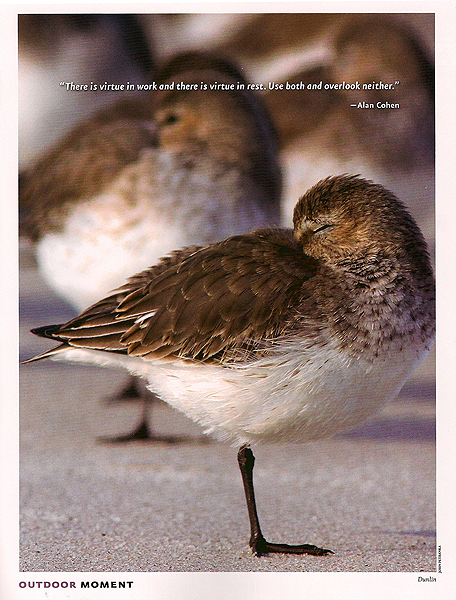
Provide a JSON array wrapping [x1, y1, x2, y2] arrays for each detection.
[[109, 376, 146, 402], [107, 395, 153, 442], [237, 445, 333, 557], [104, 375, 149, 404], [99, 377, 210, 444], [98, 377, 153, 442]]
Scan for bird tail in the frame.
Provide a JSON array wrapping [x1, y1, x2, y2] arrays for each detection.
[[30, 324, 64, 339], [21, 343, 69, 364], [22, 324, 67, 364]]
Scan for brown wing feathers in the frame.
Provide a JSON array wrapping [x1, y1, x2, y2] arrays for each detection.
[[37, 231, 319, 363]]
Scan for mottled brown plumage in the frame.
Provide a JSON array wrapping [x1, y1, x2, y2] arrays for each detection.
[[33, 231, 321, 363]]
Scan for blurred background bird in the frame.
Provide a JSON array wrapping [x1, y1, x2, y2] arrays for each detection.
[[261, 15, 435, 259], [20, 51, 282, 442], [18, 14, 154, 171]]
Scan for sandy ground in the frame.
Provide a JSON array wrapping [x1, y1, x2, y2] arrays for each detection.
[[18, 240, 436, 574]]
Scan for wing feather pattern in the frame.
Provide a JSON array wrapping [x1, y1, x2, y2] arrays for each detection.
[[30, 230, 321, 364]]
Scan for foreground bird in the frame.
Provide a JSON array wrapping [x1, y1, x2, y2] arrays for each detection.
[[24, 175, 435, 556], [21, 55, 281, 441]]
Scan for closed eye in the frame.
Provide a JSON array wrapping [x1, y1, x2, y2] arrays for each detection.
[[313, 223, 333, 234]]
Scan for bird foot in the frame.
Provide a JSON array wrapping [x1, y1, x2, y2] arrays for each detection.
[[97, 420, 211, 445], [97, 420, 152, 443], [250, 534, 333, 557]]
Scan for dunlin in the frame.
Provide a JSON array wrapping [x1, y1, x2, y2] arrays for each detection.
[[21, 55, 282, 441], [25, 175, 435, 556]]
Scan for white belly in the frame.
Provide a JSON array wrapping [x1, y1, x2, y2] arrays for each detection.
[[47, 336, 430, 446]]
